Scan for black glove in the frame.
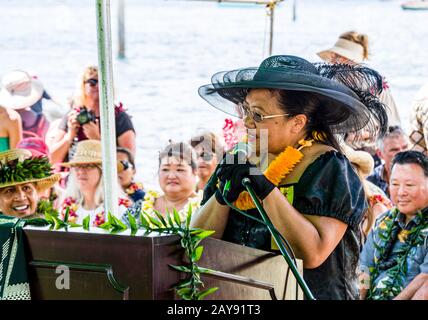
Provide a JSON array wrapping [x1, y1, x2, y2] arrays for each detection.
[[216, 160, 276, 204]]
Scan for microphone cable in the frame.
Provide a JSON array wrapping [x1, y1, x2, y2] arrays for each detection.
[[221, 184, 297, 266]]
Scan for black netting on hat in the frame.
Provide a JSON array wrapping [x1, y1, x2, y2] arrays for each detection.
[[315, 63, 389, 139], [199, 55, 388, 137]]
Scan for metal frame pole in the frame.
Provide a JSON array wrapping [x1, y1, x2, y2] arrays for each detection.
[[268, 2, 274, 56], [118, 0, 125, 59], [95, 0, 119, 217]]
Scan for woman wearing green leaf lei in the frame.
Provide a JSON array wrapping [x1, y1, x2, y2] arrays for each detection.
[[0, 148, 60, 218], [359, 151, 428, 300]]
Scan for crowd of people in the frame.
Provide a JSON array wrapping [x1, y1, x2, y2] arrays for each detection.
[[1, 30, 428, 300]]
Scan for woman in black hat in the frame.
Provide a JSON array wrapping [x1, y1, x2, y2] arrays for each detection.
[[191, 55, 388, 300]]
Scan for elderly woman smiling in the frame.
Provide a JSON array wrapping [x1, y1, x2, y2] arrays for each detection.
[[134, 142, 202, 224], [0, 149, 60, 218]]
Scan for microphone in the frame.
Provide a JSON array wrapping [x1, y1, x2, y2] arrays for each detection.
[[223, 142, 253, 195], [229, 141, 253, 164]]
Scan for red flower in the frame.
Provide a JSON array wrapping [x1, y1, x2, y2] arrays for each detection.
[[93, 211, 106, 227], [118, 197, 132, 208], [115, 102, 126, 115]]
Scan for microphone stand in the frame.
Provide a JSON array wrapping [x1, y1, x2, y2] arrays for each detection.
[[241, 177, 315, 300]]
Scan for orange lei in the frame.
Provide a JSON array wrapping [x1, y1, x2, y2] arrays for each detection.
[[233, 139, 313, 210]]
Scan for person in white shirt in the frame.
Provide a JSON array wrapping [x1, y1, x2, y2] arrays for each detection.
[[60, 139, 129, 226]]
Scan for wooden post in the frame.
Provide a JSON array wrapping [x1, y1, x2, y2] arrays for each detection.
[[95, 0, 119, 217], [118, 0, 125, 59]]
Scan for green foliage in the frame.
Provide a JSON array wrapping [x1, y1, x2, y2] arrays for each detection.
[[141, 208, 218, 300], [25, 201, 217, 300], [367, 208, 428, 300], [99, 212, 128, 233], [82, 215, 90, 231], [0, 157, 53, 184]]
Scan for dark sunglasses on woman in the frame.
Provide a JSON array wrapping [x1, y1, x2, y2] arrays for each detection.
[[85, 78, 98, 87]]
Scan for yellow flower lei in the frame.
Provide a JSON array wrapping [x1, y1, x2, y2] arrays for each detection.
[[141, 189, 203, 226], [234, 139, 313, 210]]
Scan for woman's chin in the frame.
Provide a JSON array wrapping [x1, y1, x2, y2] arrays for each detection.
[[164, 184, 182, 193]]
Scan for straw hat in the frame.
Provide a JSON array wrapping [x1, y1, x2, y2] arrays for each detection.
[[317, 38, 365, 64], [0, 149, 60, 191], [61, 140, 102, 167], [0, 70, 44, 110], [342, 144, 374, 177]]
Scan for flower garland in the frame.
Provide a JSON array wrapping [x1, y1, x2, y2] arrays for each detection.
[[222, 118, 246, 151], [367, 207, 428, 300], [369, 194, 393, 209], [141, 190, 203, 226], [233, 139, 313, 210], [125, 181, 145, 203], [60, 196, 132, 227]]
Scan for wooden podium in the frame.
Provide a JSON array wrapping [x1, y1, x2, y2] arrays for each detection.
[[23, 227, 303, 300]]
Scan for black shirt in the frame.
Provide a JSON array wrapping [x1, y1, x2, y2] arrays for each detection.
[[201, 151, 367, 300], [59, 107, 135, 160]]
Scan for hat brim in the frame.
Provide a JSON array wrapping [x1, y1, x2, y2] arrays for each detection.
[[0, 173, 61, 192], [0, 78, 44, 110], [199, 67, 371, 134], [317, 48, 363, 64], [61, 160, 102, 167]]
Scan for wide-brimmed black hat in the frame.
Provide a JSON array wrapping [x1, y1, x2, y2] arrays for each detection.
[[199, 55, 387, 135]]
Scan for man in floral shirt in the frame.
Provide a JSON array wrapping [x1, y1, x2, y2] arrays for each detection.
[[359, 151, 428, 300]]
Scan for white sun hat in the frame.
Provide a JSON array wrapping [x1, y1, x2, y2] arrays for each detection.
[[317, 38, 365, 64], [0, 70, 44, 110]]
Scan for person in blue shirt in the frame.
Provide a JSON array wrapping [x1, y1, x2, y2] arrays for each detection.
[[360, 150, 428, 300]]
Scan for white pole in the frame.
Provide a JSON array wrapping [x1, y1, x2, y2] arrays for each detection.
[[95, 0, 119, 217], [118, 0, 125, 59], [268, 2, 274, 56]]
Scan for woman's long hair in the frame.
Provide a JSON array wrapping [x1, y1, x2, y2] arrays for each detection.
[[63, 168, 104, 208]]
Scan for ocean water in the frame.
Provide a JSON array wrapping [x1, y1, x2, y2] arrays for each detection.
[[1, 0, 427, 188]]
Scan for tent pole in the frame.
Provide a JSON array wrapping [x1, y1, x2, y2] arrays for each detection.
[[95, 0, 119, 217], [118, 0, 125, 59]]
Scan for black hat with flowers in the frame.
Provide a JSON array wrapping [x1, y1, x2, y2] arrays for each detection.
[[199, 55, 388, 136]]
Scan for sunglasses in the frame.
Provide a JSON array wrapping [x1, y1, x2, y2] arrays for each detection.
[[197, 151, 214, 162], [85, 78, 98, 87], [71, 164, 99, 170], [120, 160, 133, 171], [240, 104, 289, 123]]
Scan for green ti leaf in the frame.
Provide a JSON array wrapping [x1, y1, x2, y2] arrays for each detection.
[[169, 265, 191, 273], [186, 205, 192, 229], [192, 246, 204, 262], [173, 208, 182, 227], [82, 215, 90, 231], [139, 212, 150, 229], [63, 206, 70, 223], [127, 212, 138, 234], [147, 215, 163, 228], [153, 210, 168, 228], [197, 287, 219, 300]]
